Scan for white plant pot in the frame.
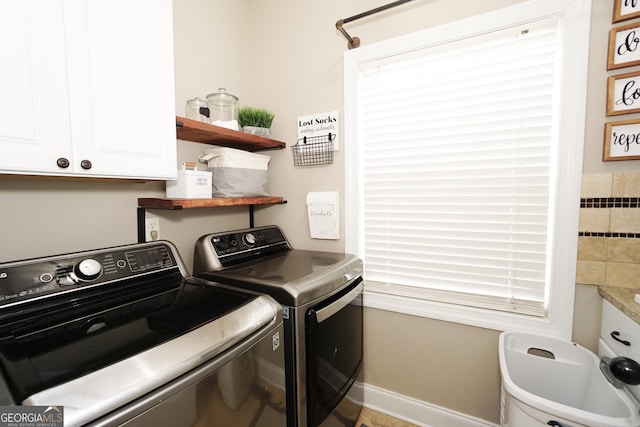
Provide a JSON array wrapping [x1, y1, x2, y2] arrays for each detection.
[[242, 126, 271, 138]]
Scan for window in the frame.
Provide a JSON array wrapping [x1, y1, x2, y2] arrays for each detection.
[[344, 0, 591, 338]]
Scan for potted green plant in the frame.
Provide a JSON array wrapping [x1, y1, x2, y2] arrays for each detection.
[[238, 107, 275, 137]]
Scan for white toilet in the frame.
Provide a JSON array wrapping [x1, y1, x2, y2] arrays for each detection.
[[499, 328, 640, 427]]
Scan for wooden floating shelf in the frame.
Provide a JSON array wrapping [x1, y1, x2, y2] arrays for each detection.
[[138, 196, 285, 210], [175, 116, 285, 151]]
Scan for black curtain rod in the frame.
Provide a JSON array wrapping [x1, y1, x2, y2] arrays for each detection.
[[335, 0, 415, 49]]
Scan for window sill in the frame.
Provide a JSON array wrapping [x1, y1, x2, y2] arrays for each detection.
[[363, 291, 568, 339]]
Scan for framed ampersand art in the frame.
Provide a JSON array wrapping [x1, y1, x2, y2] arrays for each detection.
[[608, 21, 640, 70]]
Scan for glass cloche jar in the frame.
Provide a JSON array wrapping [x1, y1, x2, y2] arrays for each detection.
[[206, 88, 239, 131]]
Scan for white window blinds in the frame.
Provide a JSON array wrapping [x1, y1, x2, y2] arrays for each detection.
[[358, 17, 559, 316]]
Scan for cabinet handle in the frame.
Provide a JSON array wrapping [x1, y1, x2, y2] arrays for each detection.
[[80, 159, 92, 170], [56, 157, 70, 169], [612, 330, 631, 346]]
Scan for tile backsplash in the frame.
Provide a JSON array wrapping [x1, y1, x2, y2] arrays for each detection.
[[577, 173, 640, 288]]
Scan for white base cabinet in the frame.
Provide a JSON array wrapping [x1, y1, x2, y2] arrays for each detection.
[[0, 0, 177, 180]]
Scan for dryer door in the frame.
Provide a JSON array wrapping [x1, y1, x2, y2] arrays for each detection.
[[305, 278, 363, 427]]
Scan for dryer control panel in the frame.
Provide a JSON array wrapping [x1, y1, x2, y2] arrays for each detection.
[[210, 226, 290, 257]]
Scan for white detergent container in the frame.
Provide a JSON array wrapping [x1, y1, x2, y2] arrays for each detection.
[[165, 162, 212, 199], [499, 332, 640, 427]]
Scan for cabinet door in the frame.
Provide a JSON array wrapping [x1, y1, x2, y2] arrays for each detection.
[[0, 1, 74, 175], [0, 0, 176, 180], [65, 0, 177, 179]]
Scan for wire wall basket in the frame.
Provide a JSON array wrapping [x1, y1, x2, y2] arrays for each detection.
[[291, 133, 334, 167]]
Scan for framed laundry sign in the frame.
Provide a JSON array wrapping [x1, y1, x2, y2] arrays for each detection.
[[604, 119, 640, 161], [608, 22, 640, 69], [614, 0, 640, 23], [607, 71, 640, 115]]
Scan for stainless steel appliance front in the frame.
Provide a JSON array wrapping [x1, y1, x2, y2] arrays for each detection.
[[193, 225, 364, 427]]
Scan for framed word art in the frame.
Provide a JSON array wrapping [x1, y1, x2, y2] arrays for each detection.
[[607, 71, 640, 115], [608, 21, 640, 69], [604, 119, 640, 161], [614, 0, 640, 23]]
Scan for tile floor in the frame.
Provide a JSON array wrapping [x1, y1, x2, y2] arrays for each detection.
[[355, 408, 420, 427]]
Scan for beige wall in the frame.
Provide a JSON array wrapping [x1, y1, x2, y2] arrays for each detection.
[[0, 0, 634, 425]]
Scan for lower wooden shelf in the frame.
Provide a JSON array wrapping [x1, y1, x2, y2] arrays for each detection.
[[138, 196, 284, 210], [137, 196, 285, 243]]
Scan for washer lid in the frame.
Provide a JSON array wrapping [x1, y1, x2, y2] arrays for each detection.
[[4, 282, 257, 403], [195, 249, 362, 306]]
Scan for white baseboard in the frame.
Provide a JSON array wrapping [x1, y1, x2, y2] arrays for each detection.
[[360, 383, 499, 427], [255, 356, 286, 393]]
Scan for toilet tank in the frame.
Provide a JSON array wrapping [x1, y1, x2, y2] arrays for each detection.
[[600, 299, 640, 403]]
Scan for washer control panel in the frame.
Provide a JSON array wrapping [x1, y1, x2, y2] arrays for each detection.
[[0, 243, 177, 308]]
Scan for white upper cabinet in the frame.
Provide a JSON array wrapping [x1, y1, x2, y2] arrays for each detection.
[[0, 2, 72, 174], [0, 0, 177, 180]]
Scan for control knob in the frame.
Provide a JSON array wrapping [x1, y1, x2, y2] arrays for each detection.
[[243, 233, 256, 246], [73, 259, 103, 282]]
